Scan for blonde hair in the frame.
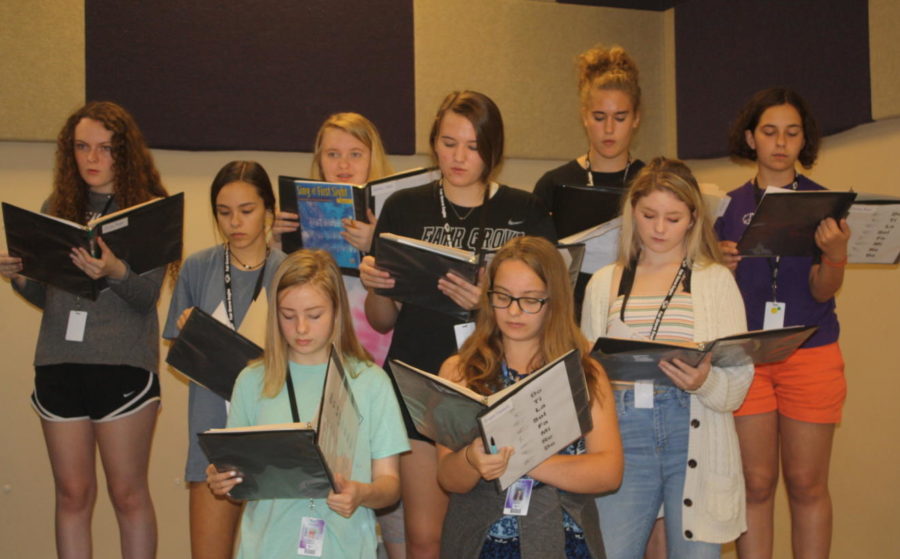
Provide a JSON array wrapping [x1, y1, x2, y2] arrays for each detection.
[[577, 44, 641, 112], [261, 250, 372, 397], [456, 236, 604, 401], [618, 157, 722, 268], [311, 113, 393, 182]]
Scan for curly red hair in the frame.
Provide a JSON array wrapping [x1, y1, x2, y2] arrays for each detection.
[[50, 101, 167, 223]]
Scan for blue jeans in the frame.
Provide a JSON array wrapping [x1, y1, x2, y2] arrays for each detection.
[[596, 386, 720, 559]]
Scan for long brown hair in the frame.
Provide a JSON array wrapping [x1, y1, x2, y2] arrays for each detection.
[[262, 250, 372, 398], [618, 157, 721, 269], [455, 236, 604, 400], [50, 101, 167, 223]]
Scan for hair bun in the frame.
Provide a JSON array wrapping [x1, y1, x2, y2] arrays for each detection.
[[577, 44, 639, 91]]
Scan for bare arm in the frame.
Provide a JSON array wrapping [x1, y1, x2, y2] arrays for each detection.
[[809, 217, 850, 302], [718, 240, 742, 272], [360, 255, 401, 333], [326, 455, 401, 517]]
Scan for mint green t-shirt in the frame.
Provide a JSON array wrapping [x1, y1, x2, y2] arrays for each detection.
[[227, 358, 410, 558]]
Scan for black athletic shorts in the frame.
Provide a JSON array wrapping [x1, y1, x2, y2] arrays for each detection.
[[32, 364, 160, 422]]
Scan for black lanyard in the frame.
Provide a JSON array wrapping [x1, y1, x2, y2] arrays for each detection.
[[222, 244, 267, 329], [619, 259, 689, 341], [285, 368, 300, 423], [752, 176, 798, 303]]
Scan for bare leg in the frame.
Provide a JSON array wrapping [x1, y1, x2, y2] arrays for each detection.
[[95, 402, 160, 559], [41, 418, 98, 559], [735, 412, 779, 559], [188, 482, 244, 559], [779, 415, 835, 559], [401, 440, 447, 559], [384, 540, 407, 559], [643, 518, 666, 559]]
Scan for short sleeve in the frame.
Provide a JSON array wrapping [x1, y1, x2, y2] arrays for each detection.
[[163, 258, 196, 339], [226, 366, 263, 429]]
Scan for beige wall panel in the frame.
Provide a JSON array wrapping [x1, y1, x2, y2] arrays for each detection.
[[662, 8, 677, 158], [0, 0, 85, 140], [415, 0, 668, 163], [688, 117, 900, 559], [870, 0, 900, 119]]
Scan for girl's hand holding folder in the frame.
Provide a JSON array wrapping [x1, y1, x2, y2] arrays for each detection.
[[437, 268, 485, 311], [0, 252, 23, 280], [359, 255, 395, 290], [70, 237, 126, 280], [205, 463, 243, 499]]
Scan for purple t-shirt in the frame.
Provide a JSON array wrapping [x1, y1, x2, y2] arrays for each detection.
[[714, 175, 839, 348]]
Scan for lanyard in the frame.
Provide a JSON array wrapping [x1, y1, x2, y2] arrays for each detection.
[[619, 259, 689, 341], [222, 244, 267, 329], [284, 365, 324, 426], [752, 176, 798, 303], [584, 155, 632, 188], [500, 361, 529, 384], [285, 368, 301, 423]]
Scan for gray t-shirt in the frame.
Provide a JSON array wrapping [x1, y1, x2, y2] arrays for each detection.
[[163, 244, 285, 339], [13, 191, 166, 372]]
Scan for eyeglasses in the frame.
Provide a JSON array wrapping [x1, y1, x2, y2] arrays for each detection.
[[487, 290, 548, 314]]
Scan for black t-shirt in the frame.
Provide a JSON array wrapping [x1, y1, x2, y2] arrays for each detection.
[[373, 181, 556, 380], [533, 158, 646, 320]]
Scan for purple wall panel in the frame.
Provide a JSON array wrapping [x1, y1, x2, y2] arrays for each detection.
[[86, 1, 415, 153], [675, 0, 870, 159]]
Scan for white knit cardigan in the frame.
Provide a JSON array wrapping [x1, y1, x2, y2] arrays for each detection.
[[582, 261, 752, 544]]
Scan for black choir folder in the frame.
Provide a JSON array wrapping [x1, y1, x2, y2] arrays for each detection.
[[391, 349, 592, 491], [737, 188, 857, 257], [552, 184, 624, 238], [165, 308, 263, 400], [2, 193, 184, 300], [374, 233, 481, 318], [278, 167, 441, 255], [198, 347, 360, 500], [591, 325, 818, 384], [374, 234, 586, 318]]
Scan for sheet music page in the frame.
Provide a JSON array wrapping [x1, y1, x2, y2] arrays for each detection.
[[846, 203, 900, 264], [479, 359, 582, 490], [317, 354, 361, 482], [370, 168, 441, 216]]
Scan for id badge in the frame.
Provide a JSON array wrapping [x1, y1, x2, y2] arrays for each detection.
[[297, 516, 325, 556], [503, 478, 534, 516], [65, 310, 88, 342], [634, 380, 654, 409], [454, 321, 476, 349], [763, 301, 786, 330]]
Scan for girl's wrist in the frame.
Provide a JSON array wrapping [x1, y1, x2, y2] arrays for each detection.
[[464, 445, 476, 470], [822, 253, 847, 268]]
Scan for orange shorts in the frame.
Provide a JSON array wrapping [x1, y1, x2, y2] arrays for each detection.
[[735, 342, 846, 423]]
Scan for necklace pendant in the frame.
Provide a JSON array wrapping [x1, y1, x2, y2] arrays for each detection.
[[444, 222, 451, 233]]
